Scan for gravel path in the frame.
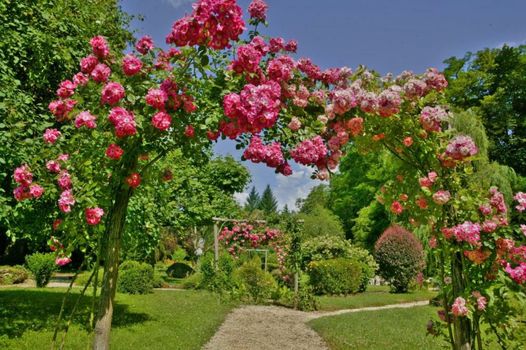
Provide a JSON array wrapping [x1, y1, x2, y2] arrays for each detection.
[[203, 300, 430, 350]]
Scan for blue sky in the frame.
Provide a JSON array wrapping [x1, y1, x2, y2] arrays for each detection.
[[121, 0, 526, 209]]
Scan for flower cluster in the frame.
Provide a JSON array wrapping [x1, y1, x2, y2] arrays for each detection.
[[136, 35, 154, 54], [452, 297, 468, 317], [122, 54, 143, 76], [108, 107, 137, 138], [43, 128, 61, 144], [432, 190, 451, 205], [450, 221, 481, 246], [166, 0, 245, 50], [75, 111, 97, 129], [242, 136, 290, 174], [289, 136, 327, 166], [248, 0, 267, 21], [105, 144, 124, 160], [85, 207, 104, 225], [514, 192, 526, 212], [101, 82, 125, 105], [219, 223, 281, 256], [12, 165, 44, 201], [420, 106, 448, 132], [444, 135, 478, 161]]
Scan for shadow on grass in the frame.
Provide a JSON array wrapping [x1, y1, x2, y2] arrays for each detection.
[[0, 289, 149, 339]]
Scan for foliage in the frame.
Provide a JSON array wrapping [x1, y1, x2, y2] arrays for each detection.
[[297, 184, 330, 214], [75, 267, 104, 287], [307, 258, 363, 295], [181, 272, 203, 289], [0, 265, 28, 285], [234, 257, 277, 303], [258, 185, 278, 214], [117, 261, 153, 295], [278, 285, 319, 311], [199, 253, 238, 295], [25, 252, 56, 287], [244, 186, 261, 212], [444, 45, 526, 176], [166, 262, 194, 278], [298, 206, 345, 239], [374, 225, 425, 293]]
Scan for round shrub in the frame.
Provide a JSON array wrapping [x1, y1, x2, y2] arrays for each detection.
[[307, 258, 363, 295], [166, 262, 194, 278], [25, 253, 56, 287], [0, 265, 29, 285], [374, 225, 425, 293], [234, 257, 277, 303], [117, 261, 154, 294]]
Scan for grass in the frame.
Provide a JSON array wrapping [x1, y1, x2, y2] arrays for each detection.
[[318, 285, 437, 311], [0, 288, 236, 349], [309, 305, 447, 350]]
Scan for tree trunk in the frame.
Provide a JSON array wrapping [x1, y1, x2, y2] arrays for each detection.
[[452, 252, 472, 350], [92, 185, 132, 350]]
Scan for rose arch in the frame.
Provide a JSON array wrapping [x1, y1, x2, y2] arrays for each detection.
[[10, 0, 526, 349]]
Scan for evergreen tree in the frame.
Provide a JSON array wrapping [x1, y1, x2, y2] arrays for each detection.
[[282, 204, 290, 215], [244, 186, 261, 212], [258, 185, 278, 214]]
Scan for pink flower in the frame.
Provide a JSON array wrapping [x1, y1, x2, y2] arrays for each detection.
[[57, 171, 72, 190], [248, 0, 268, 21], [404, 78, 427, 99], [73, 72, 89, 86], [482, 220, 498, 233], [420, 106, 448, 132], [346, 117, 364, 136], [231, 44, 262, 74], [269, 37, 285, 53], [288, 117, 301, 131], [416, 197, 428, 209], [424, 68, 448, 92], [504, 262, 526, 284], [13, 165, 33, 186], [452, 297, 468, 317], [390, 201, 404, 215], [432, 190, 451, 205], [285, 40, 298, 53], [445, 135, 478, 161], [136, 35, 154, 54], [489, 187, 507, 213], [267, 56, 295, 83], [106, 144, 124, 160], [90, 63, 111, 83], [90, 36, 109, 58], [48, 99, 77, 121], [126, 173, 141, 188], [290, 136, 327, 166], [184, 125, 195, 138], [520, 224, 526, 237], [403, 137, 413, 147], [55, 256, 72, 267], [101, 82, 125, 105], [85, 207, 104, 225], [479, 203, 492, 216], [145, 89, 168, 110], [332, 89, 357, 115], [122, 54, 143, 76], [452, 221, 481, 245], [80, 55, 98, 74], [108, 107, 137, 138], [43, 128, 61, 144], [58, 154, 69, 162], [151, 112, 172, 131], [58, 190, 75, 213], [13, 186, 31, 201], [514, 192, 526, 212], [277, 162, 292, 176], [429, 236, 438, 249], [75, 111, 97, 129], [378, 87, 401, 117], [56, 80, 76, 98], [29, 184, 44, 198], [46, 160, 61, 173]]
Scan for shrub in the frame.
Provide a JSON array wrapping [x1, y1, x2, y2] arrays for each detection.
[[182, 272, 203, 289], [25, 253, 56, 287], [374, 225, 425, 293], [279, 285, 319, 311], [0, 265, 29, 285], [307, 258, 363, 295], [75, 267, 104, 287], [117, 261, 154, 294], [166, 262, 194, 278], [199, 253, 238, 294], [234, 257, 277, 303], [302, 235, 378, 291]]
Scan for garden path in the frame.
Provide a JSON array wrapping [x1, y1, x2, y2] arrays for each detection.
[[203, 300, 429, 350]]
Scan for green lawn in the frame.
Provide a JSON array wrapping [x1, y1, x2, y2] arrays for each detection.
[[309, 305, 447, 350], [318, 285, 437, 311], [0, 288, 235, 349]]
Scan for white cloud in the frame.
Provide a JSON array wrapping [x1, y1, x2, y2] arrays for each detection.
[[274, 165, 320, 210], [162, 0, 193, 9], [234, 191, 249, 206]]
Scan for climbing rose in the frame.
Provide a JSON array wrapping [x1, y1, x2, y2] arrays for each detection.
[[85, 207, 104, 225], [122, 54, 143, 76], [126, 173, 141, 188], [452, 297, 468, 317], [289, 136, 327, 166], [58, 154, 69, 162], [184, 125, 195, 137], [231, 44, 262, 74], [80, 55, 98, 74], [90, 63, 111, 83], [332, 89, 357, 115], [403, 137, 413, 147], [101, 82, 125, 105], [43, 129, 61, 144], [145, 88, 168, 109], [514, 192, 526, 212], [13, 165, 33, 186], [151, 112, 172, 131], [248, 0, 267, 20], [285, 40, 298, 53], [377, 87, 401, 117], [403, 78, 427, 99], [75, 111, 97, 129], [105, 144, 124, 160], [57, 171, 72, 190], [482, 220, 498, 233], [347, 117, 364, 136], [267, 56, 295, 82], [424, 68, 448, 91], [73, 72, 89, 86], [288, 117, 301, 131], [433, 190, 451, 205], [58, 190, 75, 213], [90, 36, 109, 58], [277, 162, 292, 176], [29, 184, 44, 198], [108, 107, 137, 138], [46, 160, 61, 173], [452, 221, 481, 245], [416, 197, 428, 209], [474, 294, 487, 311], [445, 135, 478, 161], [56, 80, 76, 98], [390, 201, 404, 215], [420, 106, 448, 132], [48, 99, 77, 121], [136, 35, 154, 54], [479, 203, 492, 215], [504, 263, 526, 284], [55, 256, 72, 266]]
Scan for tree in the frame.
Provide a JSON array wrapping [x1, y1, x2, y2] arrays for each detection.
[[298, 206, 345, 239], [244, 186, 260, 212], [444, 45, 526, 176], [297, 184, 329, 214], [258, 185, 278, 214]]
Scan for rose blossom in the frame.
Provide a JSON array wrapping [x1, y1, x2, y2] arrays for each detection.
[[90, 36, 109, 58], [145, 88, 168, 110], [126, 173, 141, 188], [122, 54, 143, 76], [90, 63, 111, 83], [75, 111, 97, 129], [432, 190, 451, 205], [248, 0, 268, 21], [85, 207, 104, 225], [288, 117, 301, 131], [151, 112, 172, 131], [58, 189, 75, 213], [101, 82, 125, 105], [43, 128, 61, 144], [136, 35, 154, 54], [105, 144, 124, 160], [452, 297, 468, 317], [46, 160, 61, 173]]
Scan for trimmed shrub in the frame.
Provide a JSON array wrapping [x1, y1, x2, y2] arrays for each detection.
[[234, 257, 277, 303], [166, 262, 194, 278], [302, 235, 378, 291], [117, 261, 154, 294], [25, 253, 56, 287], [182, 272, 203, 289], [374, 225, 425, 293], [199, 253, 238, 294], [307, 258, 363, 295], [0, 265, 29, 285]]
